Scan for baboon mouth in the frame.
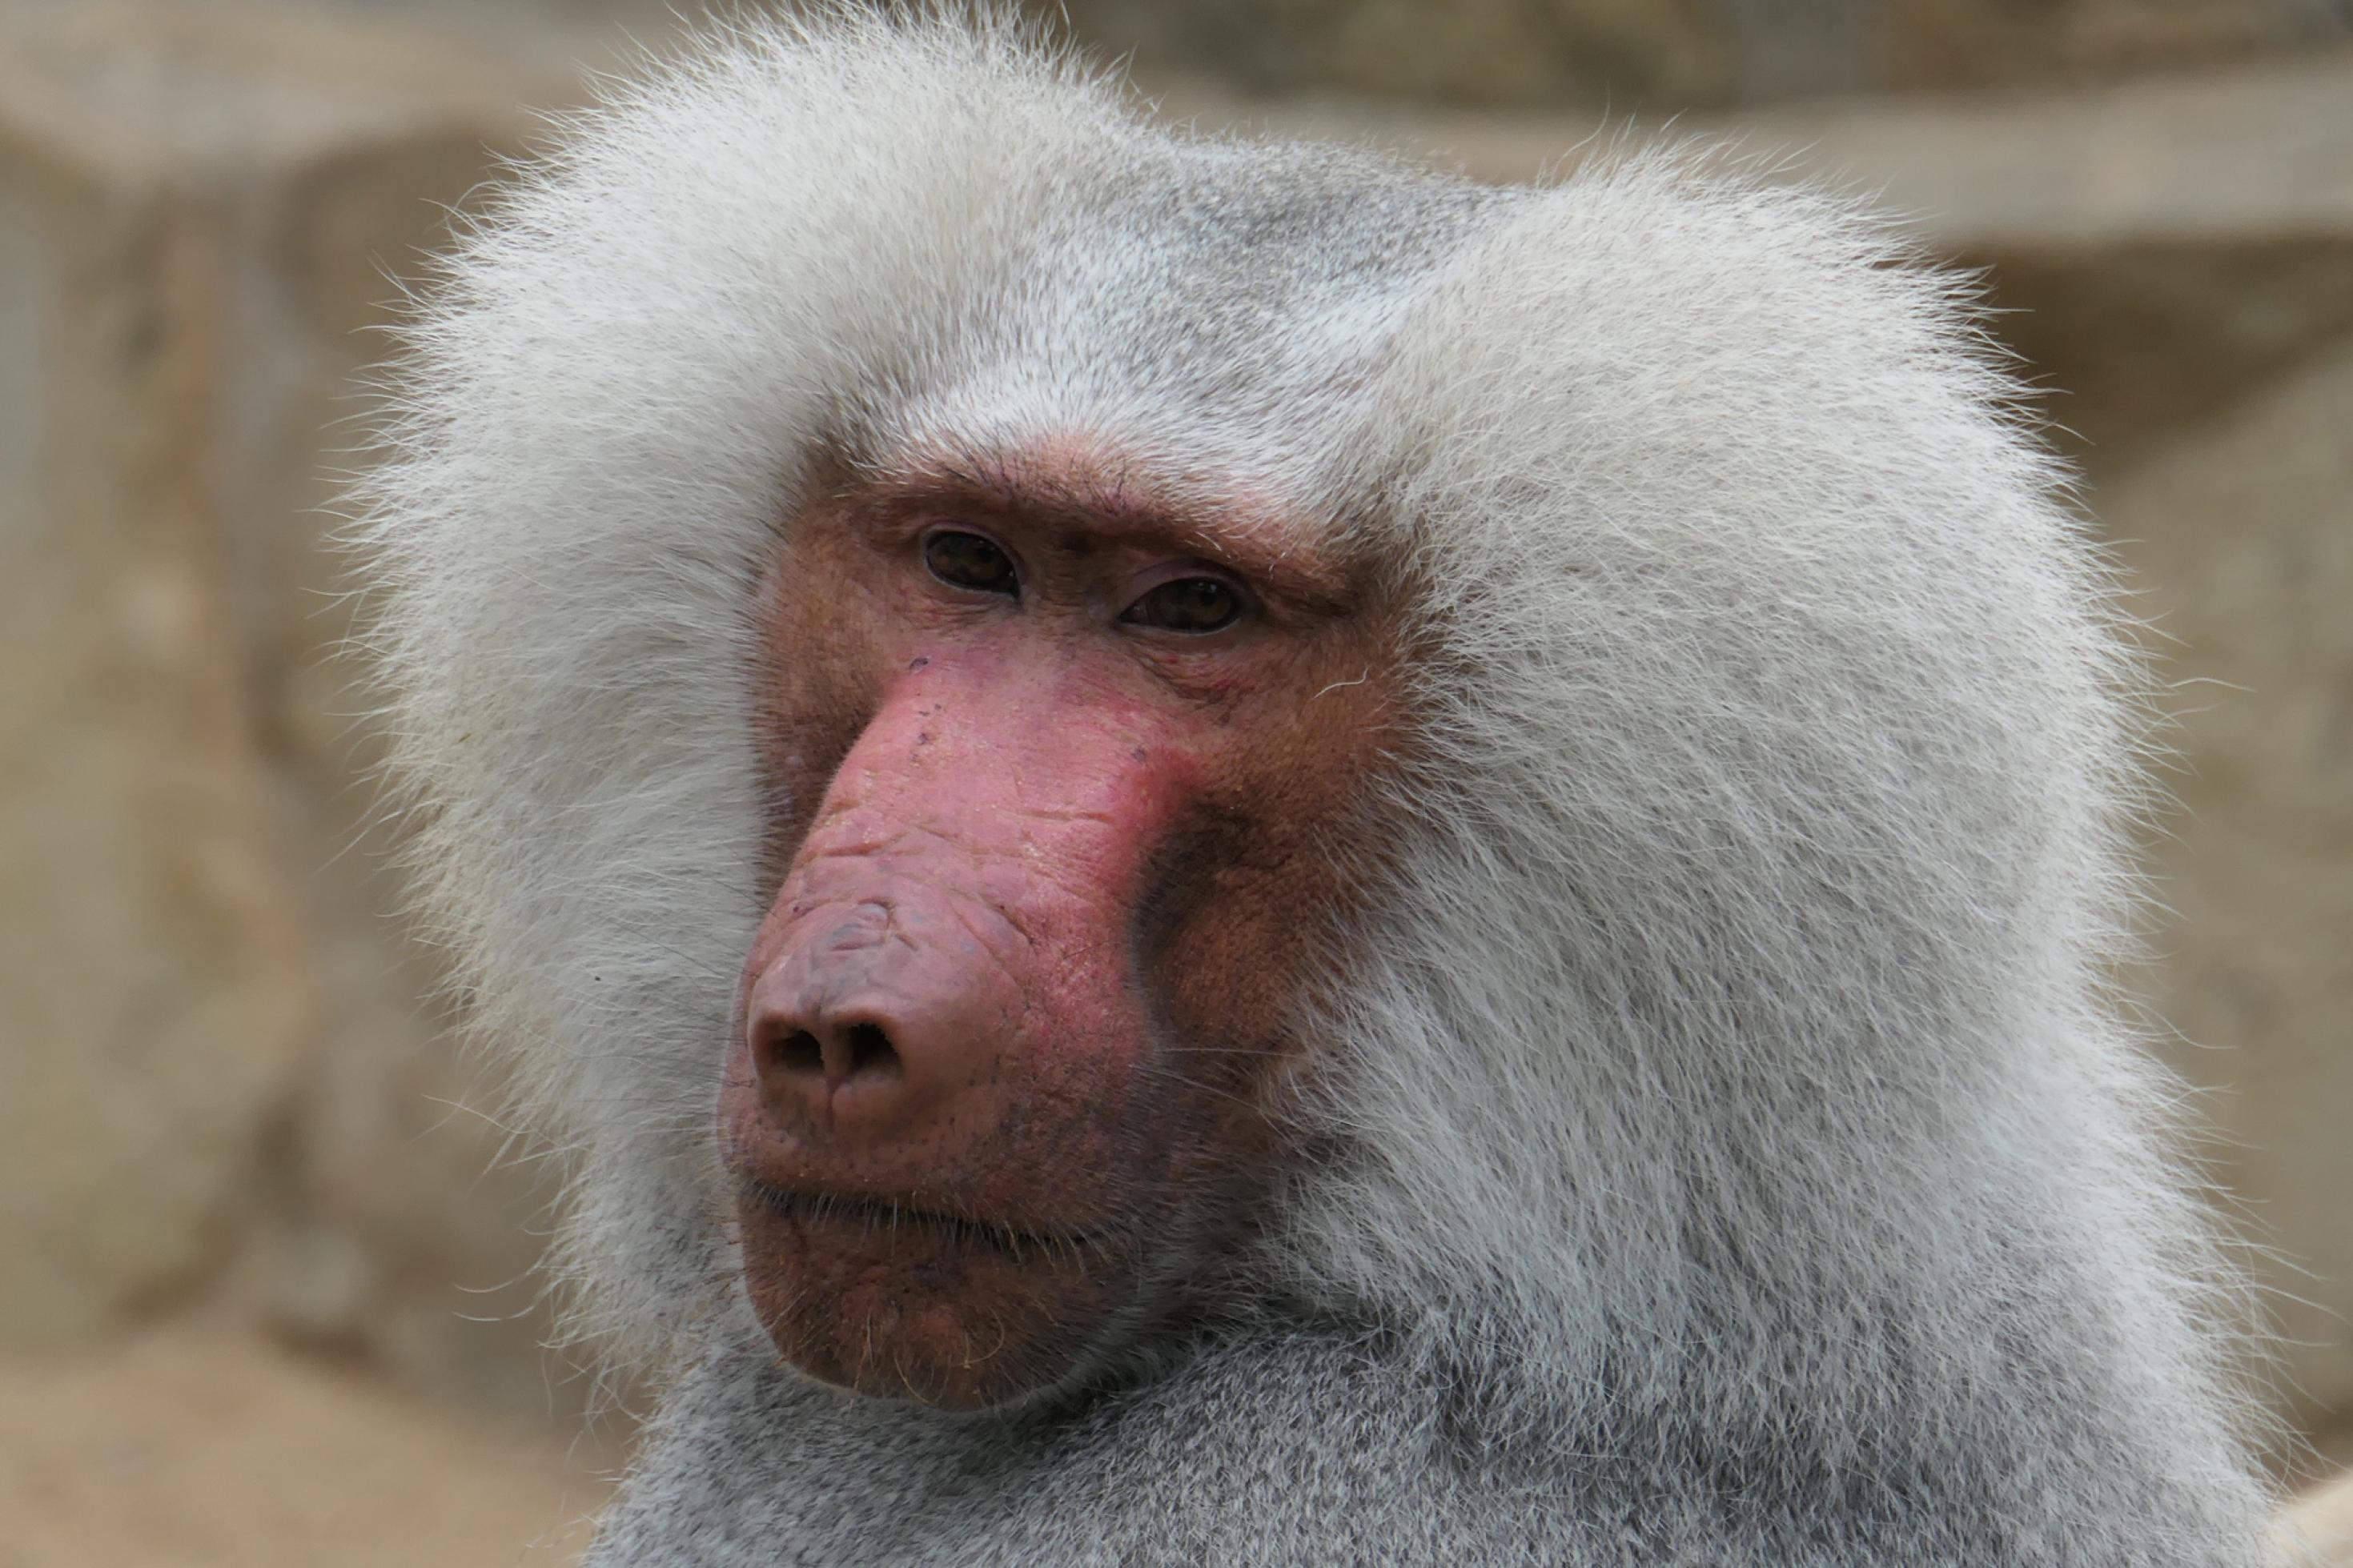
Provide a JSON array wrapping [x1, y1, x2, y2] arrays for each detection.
[[737, 1178, 1122, 1257]]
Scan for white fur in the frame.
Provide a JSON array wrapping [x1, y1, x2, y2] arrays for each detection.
[[351, 8, 2274, 1561]]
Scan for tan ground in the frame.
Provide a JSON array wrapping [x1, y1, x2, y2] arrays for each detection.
[[0, 1331, 621, 1568]]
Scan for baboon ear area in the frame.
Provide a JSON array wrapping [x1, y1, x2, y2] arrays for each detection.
[[718, 455, 1415, 1410]]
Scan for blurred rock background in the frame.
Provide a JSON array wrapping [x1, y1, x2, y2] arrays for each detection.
[[0, 2, 2347, 1562]]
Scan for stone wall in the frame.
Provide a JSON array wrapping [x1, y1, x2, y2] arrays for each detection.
[[0, 0, 590, 1414], [0, 66, 311, 1344], [2, 0, 2346, 1470], [1054, 0, 2350, 108]]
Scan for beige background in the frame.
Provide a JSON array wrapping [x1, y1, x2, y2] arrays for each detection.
[[1, 2, 2347, 1562]]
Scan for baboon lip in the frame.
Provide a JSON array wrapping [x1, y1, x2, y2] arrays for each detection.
[[736, 1177, 1125, 1256]]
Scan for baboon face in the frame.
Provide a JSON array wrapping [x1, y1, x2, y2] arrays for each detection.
[[721, 441, 1410, 1410]]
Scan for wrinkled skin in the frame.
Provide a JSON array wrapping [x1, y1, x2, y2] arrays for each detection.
[[721, 444, 1407, 1410]]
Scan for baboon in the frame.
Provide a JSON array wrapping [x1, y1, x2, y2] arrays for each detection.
[[353, 9, 2273, 1562]]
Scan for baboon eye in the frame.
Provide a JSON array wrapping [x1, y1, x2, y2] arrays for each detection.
[[1121, 577, 1243, 634], [923, 531, 1018, 596]]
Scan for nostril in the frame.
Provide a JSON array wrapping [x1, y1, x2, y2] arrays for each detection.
[[842, 1021, 899, 1081], [756, 1018, 902, 1087], [772, 1028, 825, 1078]]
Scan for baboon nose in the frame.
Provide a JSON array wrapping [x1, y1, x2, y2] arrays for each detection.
[[737, 882, 1037, 1149], [745, 981, 923, 1137], [741, 905, 998, 1141]]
